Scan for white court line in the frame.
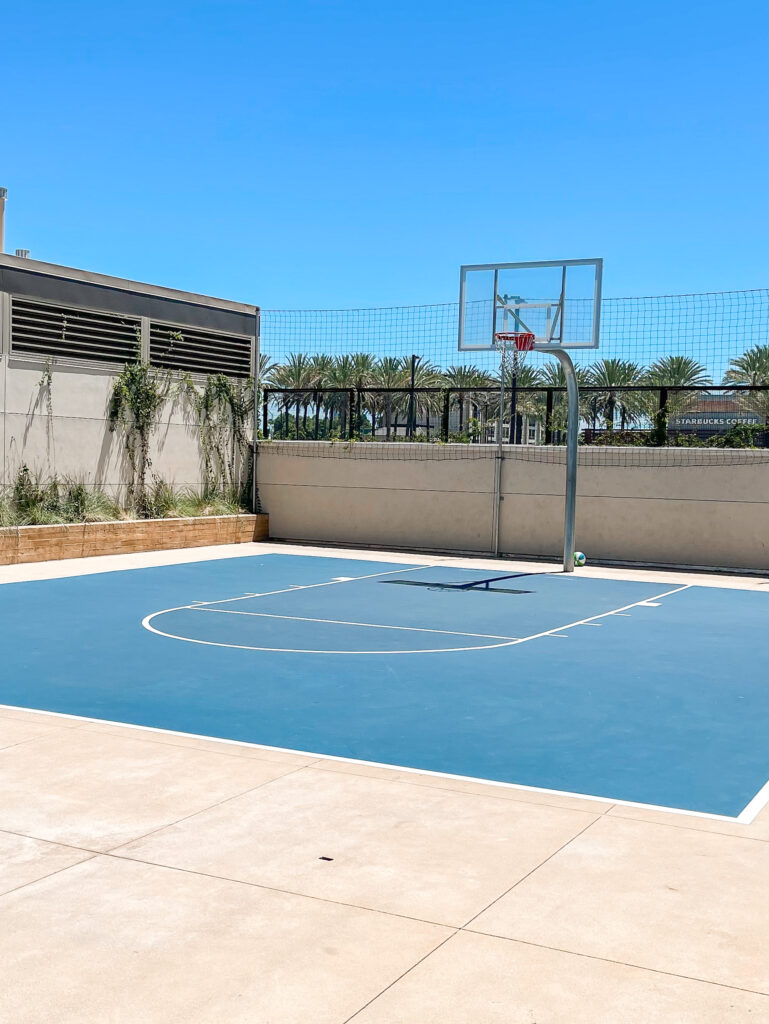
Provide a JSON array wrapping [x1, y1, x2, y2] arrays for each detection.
[[495, 584, 691, 648], [191, 606, 520, 642], [169, 562, 433, 612], [143, 583, 692, 656], [0, 702, 761, 825], [737, 778, 769, 824]]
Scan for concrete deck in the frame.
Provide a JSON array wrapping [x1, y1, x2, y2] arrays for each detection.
[[1, 543, 768, 1022]]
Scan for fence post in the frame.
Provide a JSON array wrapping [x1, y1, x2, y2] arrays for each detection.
[[510, 374, 518, 444], [313, 390, 320, 439], [262, 391, 269, 438], [544, 388, 554, 444], [356, 388, 362, 439], [655, 387, 669, 445], [407, 354, 420, 437], [349, 389, 355, 439], [442, 390, 450, 441]]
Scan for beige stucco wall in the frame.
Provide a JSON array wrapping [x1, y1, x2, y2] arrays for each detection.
[[1, 355, 206, 493], [257, 442, 769, 571], [257, 445, 496, 553]]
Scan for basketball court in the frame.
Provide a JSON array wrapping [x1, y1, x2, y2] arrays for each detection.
[[2, 546, 768, 821]]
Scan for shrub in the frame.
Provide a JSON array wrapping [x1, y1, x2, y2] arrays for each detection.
[[0, 468, 248, 527]]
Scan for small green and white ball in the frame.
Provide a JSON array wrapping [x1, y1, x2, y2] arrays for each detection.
[[573, 551, 587, 567]]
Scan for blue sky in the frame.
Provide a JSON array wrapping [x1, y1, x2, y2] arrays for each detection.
[[2, 0, 768, 309]]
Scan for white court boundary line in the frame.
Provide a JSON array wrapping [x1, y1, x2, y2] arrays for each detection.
[[0, 701, 765, 825], [142, 576, 692, 655]]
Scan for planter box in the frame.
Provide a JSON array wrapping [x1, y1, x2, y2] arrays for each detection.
[[0, 514, 269, 566]]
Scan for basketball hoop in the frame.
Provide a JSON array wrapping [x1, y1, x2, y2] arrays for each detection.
[[494, 331, 535, 385], [494, 331, 535, 351], [459, 258, 604, 571]]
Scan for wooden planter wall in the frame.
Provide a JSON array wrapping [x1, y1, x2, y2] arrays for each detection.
[[0, 514, 269, 566]]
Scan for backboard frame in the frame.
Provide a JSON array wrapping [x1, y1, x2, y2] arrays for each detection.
[[457, 257, 603, 352]]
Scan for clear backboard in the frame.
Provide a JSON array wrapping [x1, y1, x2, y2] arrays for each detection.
[[458, 258, 603, 352]]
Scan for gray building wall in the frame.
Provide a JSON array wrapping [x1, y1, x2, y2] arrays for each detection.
[[0, 255, 258, 495]]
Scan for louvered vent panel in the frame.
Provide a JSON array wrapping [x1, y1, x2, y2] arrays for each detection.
[[11, 298, 141, 364], [149, 322, 252, 377]]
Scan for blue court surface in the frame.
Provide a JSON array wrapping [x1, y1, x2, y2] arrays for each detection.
[[2, 552, 768, 821]]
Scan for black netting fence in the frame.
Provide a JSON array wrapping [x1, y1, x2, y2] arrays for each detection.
[[258, 385, 769, 467], [261, 289, 768, 380], [258, 289, 769, 466]]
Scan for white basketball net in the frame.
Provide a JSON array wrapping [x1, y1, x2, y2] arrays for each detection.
[[495, 335, 532, 384]]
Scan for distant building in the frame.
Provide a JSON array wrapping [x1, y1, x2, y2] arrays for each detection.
[[670, 396, 760, 435]]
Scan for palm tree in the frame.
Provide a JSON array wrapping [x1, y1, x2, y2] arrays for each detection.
[[535, 361, 592, 437], [347, 353, 377, 435], [586, 359, 645, 430], [309, 353, 335, 386], [442, 366, 494, 434], [306, 354, 335, 436], [723, 345, 769, 385], [406, 358, 442, 437], [244, 354, 273, 438], [370, 357, 408, 439], [723, 345, 769, 424], [495, 362, 542, 443], [348, 352, 377, 383], [643, 355, 711, 424], [256, 353, 273, 381], [646, 355, 711, 387], [266, 353, 315, 437], [324, 355, 366, 437]]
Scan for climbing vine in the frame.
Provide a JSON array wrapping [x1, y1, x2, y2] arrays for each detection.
[[107, 358, 255, 516], [108, 360, 171, 516], [37, 356, 54, 418], [177, 372, 255, 500], [36, 356, 55, 469]]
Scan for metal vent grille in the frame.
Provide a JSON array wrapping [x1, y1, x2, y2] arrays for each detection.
[[149, 322, 253, 377], [11, 297, 141, 364]]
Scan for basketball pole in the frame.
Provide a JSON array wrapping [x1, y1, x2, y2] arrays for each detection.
[[489, 339, 579, 571], [251, 308, 261, 515], [491, 342, 504, 557], [490, 271, 503, 555], [550, 348, 579, 573]]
